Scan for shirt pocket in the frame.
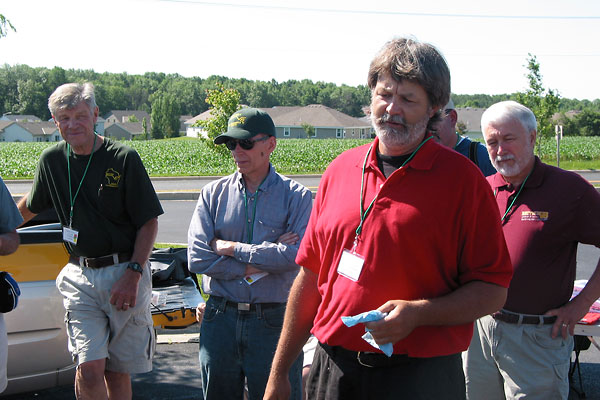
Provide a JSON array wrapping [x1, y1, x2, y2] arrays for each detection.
[[97, 185, 126, 221], [255, 215, 287, 243]]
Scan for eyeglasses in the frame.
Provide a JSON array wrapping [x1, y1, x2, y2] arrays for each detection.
[[225, 135, 270, 151]]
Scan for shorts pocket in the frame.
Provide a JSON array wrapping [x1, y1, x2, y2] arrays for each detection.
[[525, 328, 566, 350], [64, 312, 79, 361], [129, 312, 155, 361]]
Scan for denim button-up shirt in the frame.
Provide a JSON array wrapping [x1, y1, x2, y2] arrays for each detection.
[[187, 165, 312, 303]]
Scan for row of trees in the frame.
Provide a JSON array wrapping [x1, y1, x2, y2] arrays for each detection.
[[0, 64, 371, 121], [1, 62, 599, 138]]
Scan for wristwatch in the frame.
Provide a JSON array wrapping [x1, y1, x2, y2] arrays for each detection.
[[127, 262, 143, 274]]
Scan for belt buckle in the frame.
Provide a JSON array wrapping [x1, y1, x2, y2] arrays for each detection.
[[238, 303, 250, 311]]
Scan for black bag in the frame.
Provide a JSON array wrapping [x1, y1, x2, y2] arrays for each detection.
[[150, 248, 190, 288], [0, 271, 20, 313]]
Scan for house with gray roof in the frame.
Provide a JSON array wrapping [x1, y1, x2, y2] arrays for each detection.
[[103, 110, 151, 129], [186, 105, 372, 140], [0, 121, 61, 142], [263, 105, 372, 139], [104, 122, 144, 141], [0, 114, 42, 123], [455, 107, 486, 133], [185, 110, 212, 138]]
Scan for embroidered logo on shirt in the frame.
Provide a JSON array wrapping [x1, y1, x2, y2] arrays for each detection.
[[104, 168, 121, 188], [521, 210, 548, 221]]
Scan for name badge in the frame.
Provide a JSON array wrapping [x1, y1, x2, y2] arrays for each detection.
[[244, 272, 269, 285], [63, 226, 79, 244], [337, 249, 364, 282]]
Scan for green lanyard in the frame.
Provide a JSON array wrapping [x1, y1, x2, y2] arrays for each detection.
[[453, 132, 463, 150], [494, 168, 533, 223], [243, 176, 267, 243], [67, 134, 97, 227], [355, 136, 433, 242]]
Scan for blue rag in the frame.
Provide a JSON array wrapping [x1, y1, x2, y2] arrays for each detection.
[[341, 310, 393, 357]]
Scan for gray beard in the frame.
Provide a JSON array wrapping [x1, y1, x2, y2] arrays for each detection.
[[371, 113, 429, 149]]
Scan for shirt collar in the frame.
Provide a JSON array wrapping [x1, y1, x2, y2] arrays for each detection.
[[489, 156, 545, 193], [363, 134, 440, 172], [235, 163, 277, 193]]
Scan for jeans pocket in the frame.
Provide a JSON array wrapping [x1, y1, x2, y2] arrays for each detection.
[[260, 305, 285, 329], [202, 302, 220, 323]]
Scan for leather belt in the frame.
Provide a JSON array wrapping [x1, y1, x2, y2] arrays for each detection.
[[70, 253, 131, 269], [320, 342, 410, 368], [211, 296, 283, 312], [492, 310, 557, 325]]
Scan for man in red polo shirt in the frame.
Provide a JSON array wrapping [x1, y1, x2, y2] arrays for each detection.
[[263, 37, 513, 400], [464, 100, 600, 399]]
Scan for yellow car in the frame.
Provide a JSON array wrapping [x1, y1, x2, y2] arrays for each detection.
[[1, 222, 201, 396]]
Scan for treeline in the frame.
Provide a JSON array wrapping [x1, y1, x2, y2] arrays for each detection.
[[1, 64, 599, 124], [452, 93, 600, 112], [0, 64, 370, 120]]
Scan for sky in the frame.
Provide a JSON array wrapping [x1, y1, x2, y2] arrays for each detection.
[[2, 0, 599, 101]]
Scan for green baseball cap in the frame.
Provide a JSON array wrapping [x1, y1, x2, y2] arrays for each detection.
[[214, 108, 276, 144]]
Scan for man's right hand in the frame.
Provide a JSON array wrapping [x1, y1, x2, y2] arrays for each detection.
[[263, 372, 291, 400]]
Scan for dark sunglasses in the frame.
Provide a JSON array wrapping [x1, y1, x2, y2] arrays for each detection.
[[225, 135, 270, 151]]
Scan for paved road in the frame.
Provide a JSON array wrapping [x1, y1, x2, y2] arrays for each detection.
[[4, 170, 599, 200]]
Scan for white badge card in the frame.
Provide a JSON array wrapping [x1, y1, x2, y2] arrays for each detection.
[[337, 249, 364, 282], [62, 226, 79, 245], [244, 272, 269, 285]]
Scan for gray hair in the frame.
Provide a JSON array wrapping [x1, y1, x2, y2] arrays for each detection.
[[367, 37, 451, 109], [48, 82, 97, 116], [481, 101, 538, 134]]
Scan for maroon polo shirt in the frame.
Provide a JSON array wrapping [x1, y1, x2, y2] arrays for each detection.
[[488, 157, 600, 315]]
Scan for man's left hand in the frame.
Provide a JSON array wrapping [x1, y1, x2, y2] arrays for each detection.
[[364, 300, 421, 345], [545, 298, 589, 339], [110, 269, 141, 311]]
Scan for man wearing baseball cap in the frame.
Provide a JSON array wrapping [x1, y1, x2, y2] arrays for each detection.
[[188, 107, 312, 400], [432, 99, 496, 176]]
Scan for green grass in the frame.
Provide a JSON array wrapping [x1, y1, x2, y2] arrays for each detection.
[[1, 136, 598, 179]]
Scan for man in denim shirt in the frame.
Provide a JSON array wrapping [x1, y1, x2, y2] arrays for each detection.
[[188, 108, 312, 400]]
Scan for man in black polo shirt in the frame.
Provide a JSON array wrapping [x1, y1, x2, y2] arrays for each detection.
[[18, 82, 163, 399]]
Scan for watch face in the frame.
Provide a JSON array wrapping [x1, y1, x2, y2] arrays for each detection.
[[128, 262, 143, 273]]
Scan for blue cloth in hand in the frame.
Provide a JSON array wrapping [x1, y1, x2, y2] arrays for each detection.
[[341, 310, 393, 357]]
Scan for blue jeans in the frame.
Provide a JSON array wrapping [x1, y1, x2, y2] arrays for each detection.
[[199, 296, 302, 400]]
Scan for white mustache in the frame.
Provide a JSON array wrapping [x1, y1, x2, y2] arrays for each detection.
[[495, 154, 515, 162]]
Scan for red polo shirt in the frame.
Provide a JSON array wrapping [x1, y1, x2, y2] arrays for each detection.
[[297, 137, 513, 357], [488, 157, 600, 315]]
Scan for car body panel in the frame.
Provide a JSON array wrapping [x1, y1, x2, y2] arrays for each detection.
[[0, 223, 202, 396]]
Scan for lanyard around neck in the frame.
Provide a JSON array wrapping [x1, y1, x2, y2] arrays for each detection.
[[494, 167, 533, 223], [243, 176, 267, 243], [67, 134, 97, 227], [355, 136, 433, 240]]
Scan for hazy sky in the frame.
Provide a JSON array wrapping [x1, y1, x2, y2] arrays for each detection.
[[2, 0, 599, 100]]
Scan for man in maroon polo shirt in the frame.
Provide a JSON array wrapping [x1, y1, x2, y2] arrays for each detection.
[[464, 100, 600, 400]]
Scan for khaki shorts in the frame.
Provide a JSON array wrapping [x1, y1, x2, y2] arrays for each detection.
[[464, 314, 572, 400], [56, 260, 155, 374]]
